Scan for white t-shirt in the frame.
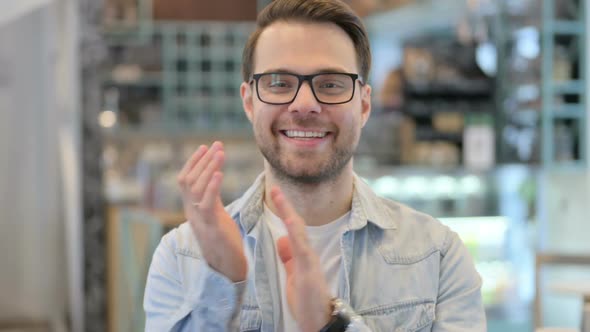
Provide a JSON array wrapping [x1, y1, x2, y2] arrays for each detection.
[[263, 204, 351, 332]]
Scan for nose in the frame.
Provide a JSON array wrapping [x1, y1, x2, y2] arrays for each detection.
[[287, 81, 322, 114]]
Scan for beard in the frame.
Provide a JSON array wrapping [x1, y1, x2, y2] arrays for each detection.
[[254, 116, 357, 185]]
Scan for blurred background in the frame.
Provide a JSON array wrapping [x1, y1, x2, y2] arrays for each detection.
[[0, 0, 589, 331]]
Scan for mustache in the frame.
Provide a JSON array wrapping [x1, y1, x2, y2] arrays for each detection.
[[273, 114, 334, 131]]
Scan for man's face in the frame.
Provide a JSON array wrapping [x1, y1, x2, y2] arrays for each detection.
[[241, 21, 371, 184]]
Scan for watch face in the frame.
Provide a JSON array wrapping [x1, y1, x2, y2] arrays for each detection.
[[320, 314, 350, 332], [335, 311, 352, 327], [320, 298, 353, 332]]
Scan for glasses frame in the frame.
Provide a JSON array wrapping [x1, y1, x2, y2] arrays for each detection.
[[250, 72, 364, 105]]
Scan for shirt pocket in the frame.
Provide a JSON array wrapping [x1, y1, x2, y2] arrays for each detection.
[[240, 306, 262, 332], [359, 300, 435, 332]]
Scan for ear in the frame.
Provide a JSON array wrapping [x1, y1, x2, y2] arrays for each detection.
[[360, 84, 372, 128], [241, 81, 254, 123]]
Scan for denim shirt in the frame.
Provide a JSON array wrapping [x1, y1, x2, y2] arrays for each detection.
[[144, 173, 486, 331]]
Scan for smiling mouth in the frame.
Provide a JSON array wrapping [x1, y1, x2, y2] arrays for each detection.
[[280, 130, 330, 139]]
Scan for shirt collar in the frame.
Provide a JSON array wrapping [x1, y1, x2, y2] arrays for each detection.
[[231, 172, 399, 234], [349, 174, 398, 231], [231, 173, 266, 235]]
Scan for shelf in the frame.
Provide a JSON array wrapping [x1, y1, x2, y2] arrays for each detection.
[[102, 24, 142, 36], [102, 126, 253, 142], [403, 107, 434, 118], [541, 0, 587, 168], [415, 130, 463, 142], [404, 104, 491, 118], [552, 20, 584, 35], [550, 104, 585, 119], [540, 160, 588, 172], [553, 81, 585, 94], [365, 0, 467, 40], [405, 80, 493, 98], [102, 73, 163, 88], [101, 21, 253, 135]]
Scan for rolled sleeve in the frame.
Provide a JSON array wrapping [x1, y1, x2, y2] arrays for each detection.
[[433, 229, 486, 331], [185, 262, 247, 329], [144, 231, 246, 332]]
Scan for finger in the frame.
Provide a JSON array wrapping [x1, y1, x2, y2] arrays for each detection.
[[277, 236, 295, 276], [186, 141, 223, 187], [270, 187, 310, 257], [199, 171, 224, 219], [177, 145, 207, 186], [189, 150, 225, 203]]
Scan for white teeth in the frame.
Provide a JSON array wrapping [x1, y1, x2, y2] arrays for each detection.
[[285, 130, 326, 138]]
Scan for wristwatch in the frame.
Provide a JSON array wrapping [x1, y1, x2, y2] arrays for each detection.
[[319, 298, 355, 332]]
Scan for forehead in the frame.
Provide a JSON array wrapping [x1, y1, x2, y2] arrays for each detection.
[[254, 21, 358, 74]]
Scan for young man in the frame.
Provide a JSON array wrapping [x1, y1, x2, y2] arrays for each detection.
[[144, 0, 486, 331]]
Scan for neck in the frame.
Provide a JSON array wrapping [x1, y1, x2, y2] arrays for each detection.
[[263, 163, 354, 227]]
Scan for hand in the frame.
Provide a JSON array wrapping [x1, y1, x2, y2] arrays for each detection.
[[270, 187, 333, 332], [177, 141, 247, 282]]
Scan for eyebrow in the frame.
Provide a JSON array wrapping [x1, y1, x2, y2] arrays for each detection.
[[261, 67, 352, 74]]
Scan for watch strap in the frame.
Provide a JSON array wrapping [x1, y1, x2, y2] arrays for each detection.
[[319, 312, 350, 332], [319, 298, 352, 332]]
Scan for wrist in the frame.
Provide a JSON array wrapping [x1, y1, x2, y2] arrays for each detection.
[[319, 298, 355, 332], [227, 258, 248, 282], [320, 298, 333, 329]]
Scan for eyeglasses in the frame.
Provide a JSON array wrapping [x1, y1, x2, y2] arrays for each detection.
[[250, 72, 364, 105]]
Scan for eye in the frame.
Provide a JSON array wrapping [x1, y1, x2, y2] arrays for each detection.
[[314, 74, 349, 90], [319, 82, 343, 89], [269, 80, 290, 88]]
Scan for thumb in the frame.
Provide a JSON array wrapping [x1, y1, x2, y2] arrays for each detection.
[[277, 236, 295, 276]]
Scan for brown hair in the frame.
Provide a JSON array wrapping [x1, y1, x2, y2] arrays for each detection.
[[241, 0, 372, 82]]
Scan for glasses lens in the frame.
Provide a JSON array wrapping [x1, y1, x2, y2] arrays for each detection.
[[312, 74, 355, 104], [257, 73, 299, 104]]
